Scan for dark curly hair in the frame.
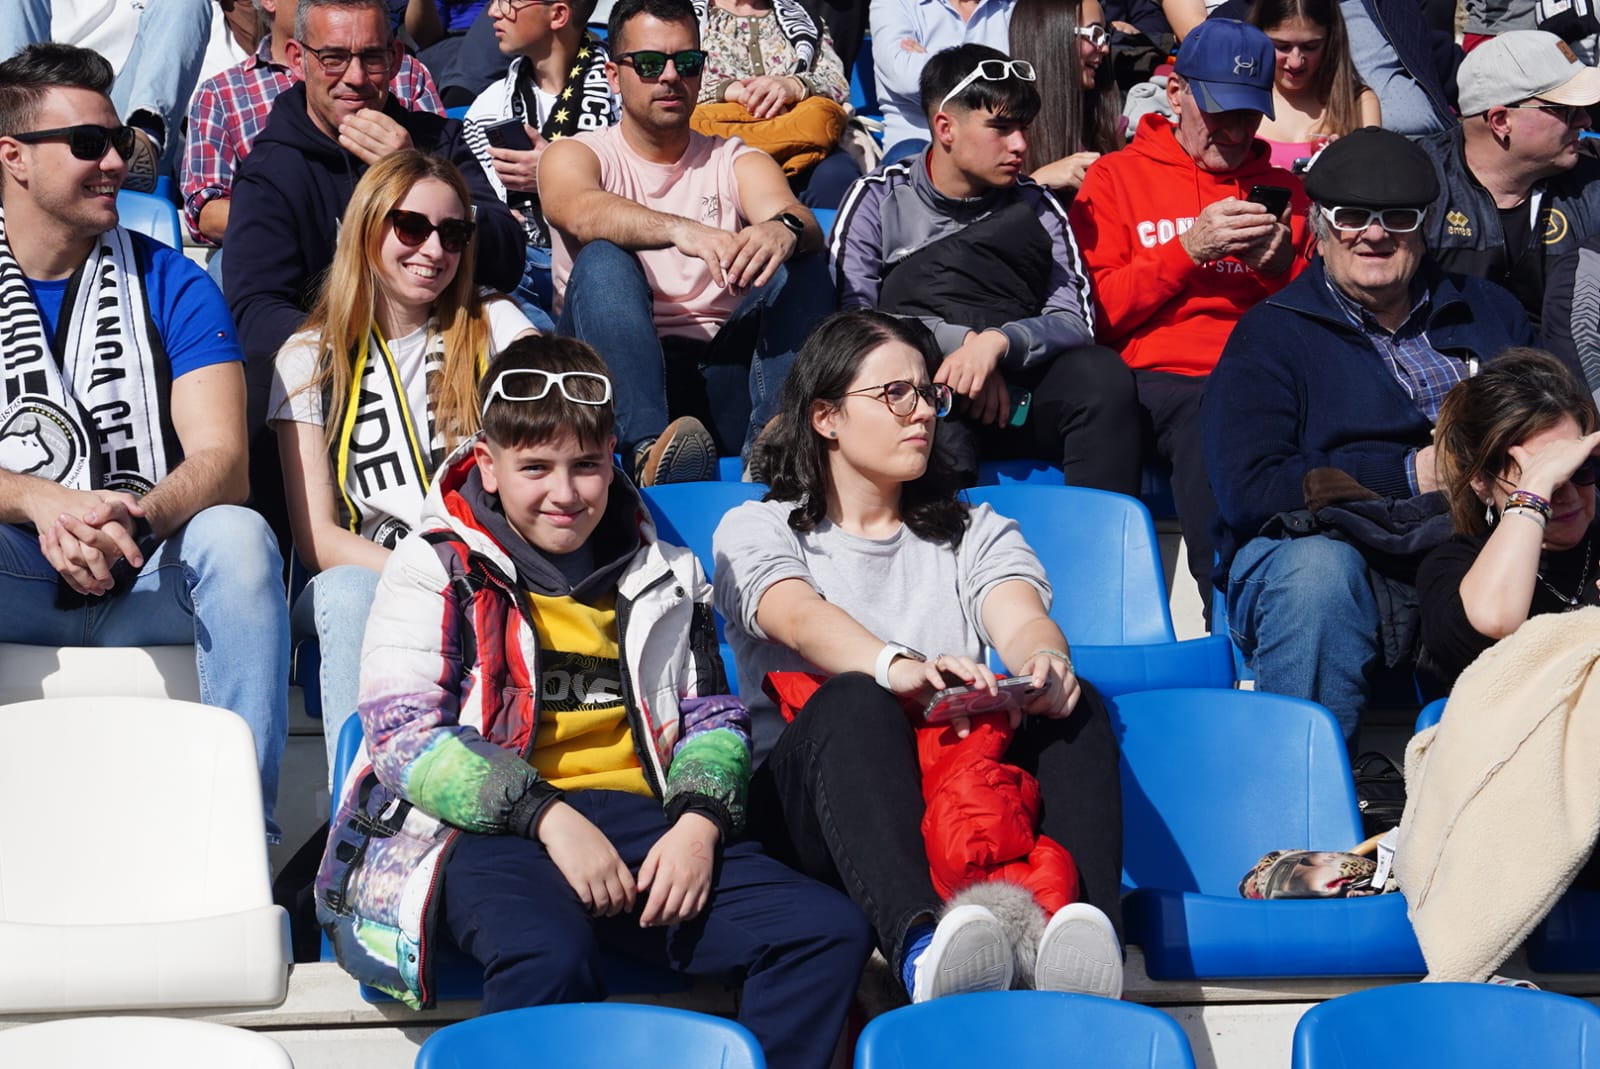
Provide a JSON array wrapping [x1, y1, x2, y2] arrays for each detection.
[[751, 310, 970, 547]]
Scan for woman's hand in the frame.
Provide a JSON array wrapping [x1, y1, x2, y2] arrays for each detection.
[[1030, 151, 1101, 193], [726, 75, 803, 119], [1017, 649, 1081, 719], [892, 652, 1000, 738], [1508, 430, 1600, 498]]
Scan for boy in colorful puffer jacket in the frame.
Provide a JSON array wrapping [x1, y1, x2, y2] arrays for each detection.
[[316, 336, 870, 1069]]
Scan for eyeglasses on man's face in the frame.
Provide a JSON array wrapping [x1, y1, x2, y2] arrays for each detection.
[[1319, 205, 1425, 234], [11, 123, 136, 161], [1507, 100, 1589, 126], [301, 43, 396, 76], [614, 49, 708, 79]]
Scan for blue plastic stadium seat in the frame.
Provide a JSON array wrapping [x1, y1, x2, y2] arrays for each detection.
[[417, 1003, 764, 1069], [1110, 688, 1424, 979], [327, 715, 691, 1001], [963, 485, 1233, 695], [855, 991, 1197, 1069], [1291, 982, 1600, 1068], [1414, 697, 1445, 733], [849, 38, 880, 121], [974, 459, 1178, 519], [116, 189, 182, 248], [641, 481, 769, 579], [812, 207, 838, 239], [445, 104, 470, 120]]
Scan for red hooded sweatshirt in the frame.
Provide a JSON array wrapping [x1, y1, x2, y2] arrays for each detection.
[[1067, 113, 1312, 377]]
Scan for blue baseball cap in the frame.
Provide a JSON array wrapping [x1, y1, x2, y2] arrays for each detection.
[[1173, 19, 1276, 118]]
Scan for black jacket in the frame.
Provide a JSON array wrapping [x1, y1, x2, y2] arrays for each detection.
[[224, 84, 524, 428], [1419, 126, 1600, 329]]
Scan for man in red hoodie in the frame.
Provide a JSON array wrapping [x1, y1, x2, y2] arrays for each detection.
[[1068, 18, 1309, 602]]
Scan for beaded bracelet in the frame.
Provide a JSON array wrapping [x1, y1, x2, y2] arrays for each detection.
[[1503, 489, 1552, 521], [1504, 505, 1548, 529], [1031, 648, 1075, 672]]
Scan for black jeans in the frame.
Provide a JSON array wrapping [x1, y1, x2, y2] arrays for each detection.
[[747, 672, 1124, 975], [1134, 368, 1216, 602]]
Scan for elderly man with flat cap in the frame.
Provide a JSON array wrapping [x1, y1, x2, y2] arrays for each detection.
[[1204, 127, 1560, 744], [1419, 30, 1600, 328]]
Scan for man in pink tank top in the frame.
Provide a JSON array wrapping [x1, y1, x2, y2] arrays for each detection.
[[540, 0, 834, 485]]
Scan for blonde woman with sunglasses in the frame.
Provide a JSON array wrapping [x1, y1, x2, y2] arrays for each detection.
[[270, 149, 535, 785]]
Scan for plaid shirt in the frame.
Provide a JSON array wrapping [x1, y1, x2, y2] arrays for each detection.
[[182, 39, 443, 243], [1325, 274, 1475, 492]]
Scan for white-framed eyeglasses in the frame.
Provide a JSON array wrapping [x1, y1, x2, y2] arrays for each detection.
[[938, 59, 1037, 113], [1318, 205, 1425, 234], [480, 369, 613, 417], [1074, 24, 1109, 48]]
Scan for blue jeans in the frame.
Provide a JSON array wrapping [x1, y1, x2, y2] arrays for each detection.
[[557, 240, 835, 458], [1226, 533, 1380, 740], [441, 789, 871, 1069], [0, 506, 289, 840], [0, 0, 213, 171], [290, 564, 380, 793], [510, 243, 557, 334]]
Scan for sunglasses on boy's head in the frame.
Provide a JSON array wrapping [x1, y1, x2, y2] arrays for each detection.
[[938, 59, 1036, 113], [10, 123, 137, 161], [614, 49, 708, 79], [480, 369, 614, 418], [386, 209, 475, 254]]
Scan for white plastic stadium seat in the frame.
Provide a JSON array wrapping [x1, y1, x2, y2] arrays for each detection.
[[0, 643, 200, 704], [0, 1016, 294, 1068], [0, 698, 290, 1012]]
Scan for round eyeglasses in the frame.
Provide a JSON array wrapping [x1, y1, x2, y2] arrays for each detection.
[[841, 380, 953, 418]]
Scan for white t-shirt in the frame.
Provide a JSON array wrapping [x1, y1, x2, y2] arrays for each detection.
[[268, 299, 532, 543]]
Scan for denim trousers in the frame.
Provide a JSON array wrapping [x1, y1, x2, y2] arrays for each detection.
[[1, 0, 213, 170], [0, 506, 289, 839], [510, 243, 557, 334], [290, 563, 380, 793], [747, 672, 1125, 978], [440, 789, 871, 1069], [1227, 533, 1380, 740], [557, 240, 835, 458]]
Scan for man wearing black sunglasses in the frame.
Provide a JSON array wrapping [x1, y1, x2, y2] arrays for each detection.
[[0, 44, 290, 841], [540, 0, 833, 486], [1420, 30, 1600, 329], [225, 0, 523, 537]]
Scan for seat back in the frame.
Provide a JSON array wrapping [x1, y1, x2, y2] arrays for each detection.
[[854, 991, 1197, 1069], [963, 485, 1176, 646], [641, 481, 769, 578], [0, 1016, 295, 1068], [116, 189, 182, 248], [0, 698, 274, 924], [1292, 982, 1600, 1068], [0, 643, 200, 703], [1109, 689, 1364, 895], [416, 1002, 765, 1069]]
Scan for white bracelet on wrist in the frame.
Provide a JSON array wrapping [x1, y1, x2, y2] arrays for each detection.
[[873, 642, 925, 690]]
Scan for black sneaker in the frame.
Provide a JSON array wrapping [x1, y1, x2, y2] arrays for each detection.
[[634, 416, 717, 486]]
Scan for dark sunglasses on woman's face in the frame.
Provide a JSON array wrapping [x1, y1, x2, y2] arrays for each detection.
[[386, 209, 475, 254], [11, 123, 137, 161], [615, 49, 708, 78]]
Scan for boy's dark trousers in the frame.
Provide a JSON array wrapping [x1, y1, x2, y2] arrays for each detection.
[[441, 789, 872, 1069]]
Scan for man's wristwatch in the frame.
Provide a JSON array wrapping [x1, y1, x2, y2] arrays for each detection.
[[772, 212, 805, 241], [874, 642, 925, 690]]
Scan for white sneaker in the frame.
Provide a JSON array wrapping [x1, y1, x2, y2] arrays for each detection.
[[911, 904, 1013, 1003], [1035, 902, 1124, 998]]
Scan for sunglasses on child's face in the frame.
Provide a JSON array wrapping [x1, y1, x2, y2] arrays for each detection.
[[480, 369, 614, 418], [11, 123, 137, 161], [615, 49, 708, 79], [386, 209, 475, 253]]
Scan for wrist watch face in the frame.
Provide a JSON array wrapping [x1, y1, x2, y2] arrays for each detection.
[[776, 212, 804, 236]]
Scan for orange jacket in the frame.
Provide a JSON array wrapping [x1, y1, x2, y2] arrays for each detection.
[[1068, 113, 1312, 377]]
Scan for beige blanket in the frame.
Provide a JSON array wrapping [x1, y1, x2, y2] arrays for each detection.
[[1397, 607, 1600, 981]]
